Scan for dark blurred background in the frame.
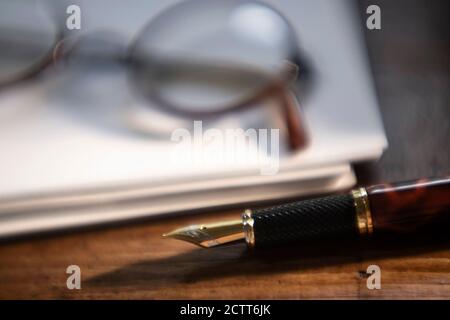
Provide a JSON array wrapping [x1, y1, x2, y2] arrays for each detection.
[[356, 0, 449, 183]]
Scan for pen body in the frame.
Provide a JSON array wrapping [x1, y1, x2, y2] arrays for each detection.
[[250, 177, 450, 248]]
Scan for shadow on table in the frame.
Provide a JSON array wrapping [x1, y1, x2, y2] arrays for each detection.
[[85, 229, 450, 290]]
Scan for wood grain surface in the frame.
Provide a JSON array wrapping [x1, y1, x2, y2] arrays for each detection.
[[0, 0, 449, 299]]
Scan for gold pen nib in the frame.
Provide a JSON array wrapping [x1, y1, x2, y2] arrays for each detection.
[[163, 219, 244, 248]]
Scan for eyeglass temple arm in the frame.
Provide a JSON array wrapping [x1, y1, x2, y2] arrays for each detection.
[[278, 87, 309, 150]]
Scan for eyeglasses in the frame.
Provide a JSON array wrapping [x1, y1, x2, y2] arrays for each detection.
[[0, 0, 311, 150]]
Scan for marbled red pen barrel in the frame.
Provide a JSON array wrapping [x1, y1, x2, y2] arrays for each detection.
[[367, 178, 450, 233]]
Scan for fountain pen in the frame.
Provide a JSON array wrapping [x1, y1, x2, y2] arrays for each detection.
[[164, 177, 450, 249]]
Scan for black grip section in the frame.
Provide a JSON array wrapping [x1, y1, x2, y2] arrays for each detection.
[[252, 194, 357, 248]]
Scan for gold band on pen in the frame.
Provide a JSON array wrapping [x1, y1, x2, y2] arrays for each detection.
[[351, 187, 373, 236], [242, 209, 255, 248]]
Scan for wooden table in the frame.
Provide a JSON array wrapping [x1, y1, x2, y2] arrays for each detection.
[[0, 0, 449, 299]]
